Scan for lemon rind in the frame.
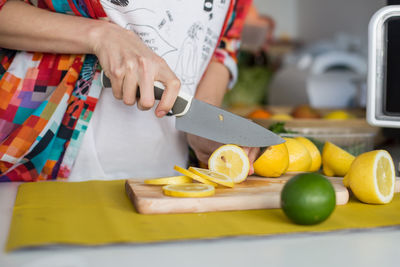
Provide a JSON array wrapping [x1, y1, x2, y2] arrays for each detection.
[[162, 183, 215, 198], [174, 166, 218, 187], [188, 167, 234, 188], [144, 176, 192, 185]]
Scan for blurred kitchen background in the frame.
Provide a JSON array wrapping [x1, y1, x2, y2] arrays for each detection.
[[224, 0, 400, 170], [225, 0, 385, 108]]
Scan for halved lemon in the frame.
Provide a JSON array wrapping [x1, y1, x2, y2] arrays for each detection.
[[208, 144, 249, 183], [253, 143, 289, 177], [344, 150, 395, 204], [295, 137, 322, 172], [284, 137, 312, 172], [163, 183, 215, 198], [174, 165, 218, 187], [188, 167, 234, 188], [322, 142, 355, 177], [144, 176, 192, 185]]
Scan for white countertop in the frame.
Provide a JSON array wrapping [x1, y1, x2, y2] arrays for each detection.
[[1, 182, 400, 267]]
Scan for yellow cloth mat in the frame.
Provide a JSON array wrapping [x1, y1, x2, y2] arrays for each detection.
[[6, 179, 400, 252]]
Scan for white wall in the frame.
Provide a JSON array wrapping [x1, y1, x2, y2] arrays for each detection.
[[253, 0, 298, 39], [253, 0, 386, 43]]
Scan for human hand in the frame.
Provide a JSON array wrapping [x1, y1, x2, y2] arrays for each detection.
[[241, 146, 261, 175], [186, 134, 260, 175], [90, 22, 180, 117]]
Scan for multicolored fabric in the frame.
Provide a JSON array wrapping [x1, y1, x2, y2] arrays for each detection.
[[0, 0, 5, 11], [0, 0, 251, 182], [213, 0, 252, 88], [0, 1, 105, 182]]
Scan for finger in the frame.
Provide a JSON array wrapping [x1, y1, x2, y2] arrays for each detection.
[[155, 62, 181, 117], [137, 57, 155, 111], [108, 67, 124, 100], [106, 54, 124, 100], [248, 147, 260, 164], [242, 147, 260, 175], [250, 147, 261, 175], [122, 62, 138, 106]]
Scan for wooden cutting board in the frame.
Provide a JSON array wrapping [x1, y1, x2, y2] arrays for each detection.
[[126, 173, 360, 214]]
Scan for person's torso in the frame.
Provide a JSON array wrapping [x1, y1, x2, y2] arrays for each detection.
[[69, 0, 230, 181]]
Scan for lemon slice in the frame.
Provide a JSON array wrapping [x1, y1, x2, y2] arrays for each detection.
[[144, 176, 192, 185], [208, 144, 250, 183], [174, 165, 218, 187], [322, 142, 355, 177], [188, 167, 234, 188], [295, 137, 322, 172], [344, 150, 395, 204], [253, 143, 289, 177], [284, 138, 312, 172], [163, 183, 215, 198]]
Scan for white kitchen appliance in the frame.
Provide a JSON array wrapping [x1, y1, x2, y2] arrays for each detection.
[[268, 36, 367, 108], [367, 5, 400, 128]]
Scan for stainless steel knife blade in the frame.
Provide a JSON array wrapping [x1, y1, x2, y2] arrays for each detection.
[[176, 98, 285, 147], [101, 71, 285, 147]]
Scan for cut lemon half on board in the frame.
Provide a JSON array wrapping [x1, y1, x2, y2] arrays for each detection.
[[208, 144, 249, 183], [284, 137, 312, 172], [253, 143, 289, 178], [174, 165, 218, 187], [344, 150, 395, 204], [295, 137, 322, 172], [188, 167, 234, 188], [144, 176, 192, 185], [322, 142, 355, 177], [163, 183, 215, 198]]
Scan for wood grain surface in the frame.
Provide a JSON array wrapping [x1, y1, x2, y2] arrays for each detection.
[[126, 173, 364, 214]]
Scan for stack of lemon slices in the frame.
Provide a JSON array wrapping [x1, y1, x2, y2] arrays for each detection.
[[144, 144, 250, 198]]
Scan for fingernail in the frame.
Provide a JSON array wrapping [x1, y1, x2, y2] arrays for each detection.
[[157, 111, 167, 117]]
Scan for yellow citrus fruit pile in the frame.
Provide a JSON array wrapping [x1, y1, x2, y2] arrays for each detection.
[[253, 136, 396, 205], [144, 144, 249, 197], [253, 136, 321, 177], [253, 137, 396, 203], [253, 138, 359, 179]]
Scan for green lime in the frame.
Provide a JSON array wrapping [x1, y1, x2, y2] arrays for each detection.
[[281, 173, 336, 225]]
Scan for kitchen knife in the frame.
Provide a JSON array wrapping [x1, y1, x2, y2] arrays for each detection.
[[101, 72, 285, 147]]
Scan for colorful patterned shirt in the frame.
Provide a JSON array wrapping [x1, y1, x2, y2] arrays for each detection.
[[0, 0, 251, 182]]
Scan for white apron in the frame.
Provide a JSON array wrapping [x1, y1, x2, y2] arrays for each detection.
[[69, 0, 230, 181]]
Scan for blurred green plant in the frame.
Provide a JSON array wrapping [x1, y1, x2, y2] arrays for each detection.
[[223, 51, 272, 108]]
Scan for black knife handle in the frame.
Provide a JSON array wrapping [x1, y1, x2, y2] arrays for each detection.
[[101, 71, 191, 116]]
